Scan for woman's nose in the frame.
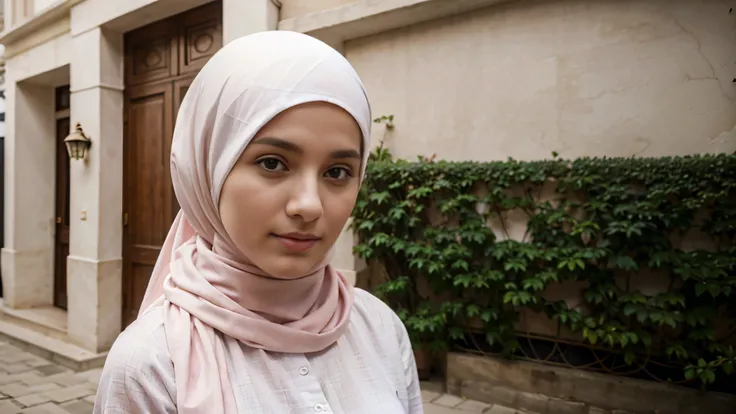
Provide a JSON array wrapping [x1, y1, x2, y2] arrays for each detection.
[[285, 175, 323, 222]]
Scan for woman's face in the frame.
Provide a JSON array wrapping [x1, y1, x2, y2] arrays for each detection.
[[219, 101, 363, 278]]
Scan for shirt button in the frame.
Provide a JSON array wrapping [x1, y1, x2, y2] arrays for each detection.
[[298, 366, 309, 375], [313, 403, 324, 412]]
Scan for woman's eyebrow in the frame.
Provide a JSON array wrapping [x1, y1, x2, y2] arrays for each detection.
[[253, 137, 361, 159], [253, 137, 302, 153], [332, 149, 361, 159]]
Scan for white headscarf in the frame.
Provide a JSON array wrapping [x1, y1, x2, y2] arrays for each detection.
[[137, 30, 372, 413]]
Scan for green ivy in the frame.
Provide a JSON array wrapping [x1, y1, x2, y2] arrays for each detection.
[[351, 147, 736, 389]]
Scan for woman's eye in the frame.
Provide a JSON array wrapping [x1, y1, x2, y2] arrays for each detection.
[[257, 157, 287, 172], [325, 167, 352, 180]]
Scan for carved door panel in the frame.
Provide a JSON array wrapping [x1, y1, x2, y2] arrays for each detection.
[[122, 1, 221, 327], [124, 2, 222, 87], [178, 5, 223, 76]]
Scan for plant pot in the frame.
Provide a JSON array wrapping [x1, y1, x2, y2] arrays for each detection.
[[413, 347, 431, 380]]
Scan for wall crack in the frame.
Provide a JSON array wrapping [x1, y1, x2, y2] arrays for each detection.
[[662, 9, 733, 103]]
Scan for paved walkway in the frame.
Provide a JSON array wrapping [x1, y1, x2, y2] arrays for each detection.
[[0, 340, 524, 414], [421, 390, 525, 414], [0, 340, 98, 414]]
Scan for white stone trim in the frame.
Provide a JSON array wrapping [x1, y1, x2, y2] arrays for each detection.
[[278, 0, 511, 45], [0, 0, 82, 46]]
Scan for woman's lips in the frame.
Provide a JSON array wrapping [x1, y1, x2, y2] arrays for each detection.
[[272, 233, 321, 253]]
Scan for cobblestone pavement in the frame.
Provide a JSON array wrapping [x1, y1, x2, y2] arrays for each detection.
[[0, 340, 525, 414], [421, 390, 530, 414], [0, 341, 98, 414]]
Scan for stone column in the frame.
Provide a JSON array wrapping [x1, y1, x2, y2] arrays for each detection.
[[67, 27, 124, 353], [222, 0, 279, 44], [0, 64, 57, 309]]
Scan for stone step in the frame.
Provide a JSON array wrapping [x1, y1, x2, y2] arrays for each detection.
[[0, 319, 106, 372], [0, 304, 68, 342]]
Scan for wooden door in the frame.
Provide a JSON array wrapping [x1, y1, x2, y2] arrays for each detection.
[[54, 86, 71, 310], [122, 1, 221, 326]]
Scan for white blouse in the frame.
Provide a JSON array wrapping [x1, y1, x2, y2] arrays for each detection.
[[93, 288, 424, 413]]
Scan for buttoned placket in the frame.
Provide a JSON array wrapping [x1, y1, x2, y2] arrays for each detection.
[[289, 355, 331, 412]]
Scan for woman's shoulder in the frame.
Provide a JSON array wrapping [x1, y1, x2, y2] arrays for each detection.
[[100, 306, 174, 382], [353, 288, 393, 313], [352, 288, 408, 339], [111, 306, 170, 356], [95, 306, 177, 412]]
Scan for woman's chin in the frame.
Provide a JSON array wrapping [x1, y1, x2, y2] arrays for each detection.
[[257, 255, 324, 279]]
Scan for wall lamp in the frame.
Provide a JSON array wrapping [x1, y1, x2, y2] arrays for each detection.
[[64, 122, 92, 161]]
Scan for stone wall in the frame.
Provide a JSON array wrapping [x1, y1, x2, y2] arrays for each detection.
[[446, 352, 736, 414]]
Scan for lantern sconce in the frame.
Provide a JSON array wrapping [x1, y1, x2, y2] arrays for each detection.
[[64, 122, 92, 161]]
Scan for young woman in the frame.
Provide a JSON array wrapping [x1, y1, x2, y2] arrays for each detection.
[[93, 31, 423, 414]]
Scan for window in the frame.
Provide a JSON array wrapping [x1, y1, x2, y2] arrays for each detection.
[[11, 0, 33, 26], [33, 0, 55, 15]]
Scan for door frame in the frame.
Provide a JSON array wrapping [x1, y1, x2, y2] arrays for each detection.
[[53, 85, 71, 310]]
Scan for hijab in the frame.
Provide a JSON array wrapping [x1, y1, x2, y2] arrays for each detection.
[[136, 30, 372, 413]]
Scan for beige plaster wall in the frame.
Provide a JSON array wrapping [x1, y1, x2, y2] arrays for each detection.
[[278, 0, 354, 20], [346, 0, 736, 161]]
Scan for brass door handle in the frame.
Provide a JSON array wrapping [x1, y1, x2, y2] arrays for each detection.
[[56, 217, 62, 224]]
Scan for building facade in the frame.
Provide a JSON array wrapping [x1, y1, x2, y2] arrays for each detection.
[[0, 0, 733, 365], [0, 0, 281, 363]]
